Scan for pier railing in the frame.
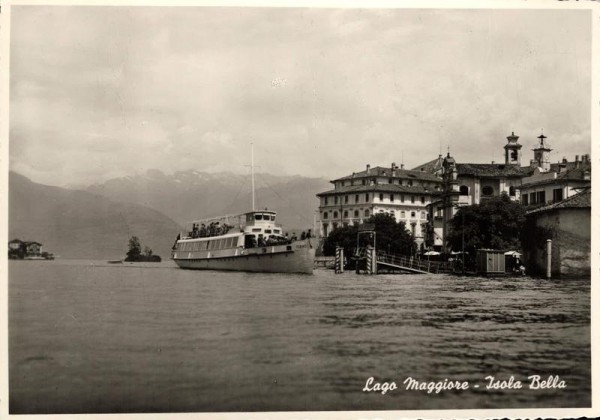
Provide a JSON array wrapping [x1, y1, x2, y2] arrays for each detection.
[[376, 251, 456, 274]]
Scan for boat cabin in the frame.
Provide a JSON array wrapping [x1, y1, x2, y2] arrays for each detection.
[[179, 210, 286, 249], [242, 211, 284, 246]]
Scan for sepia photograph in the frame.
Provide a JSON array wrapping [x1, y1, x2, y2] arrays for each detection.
[[1, 0, 597, 418]]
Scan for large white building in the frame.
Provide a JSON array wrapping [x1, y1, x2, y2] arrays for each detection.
[[316, 163, 443, 247]]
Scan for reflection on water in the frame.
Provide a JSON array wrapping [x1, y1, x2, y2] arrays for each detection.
[[9, 259, 590, 413]]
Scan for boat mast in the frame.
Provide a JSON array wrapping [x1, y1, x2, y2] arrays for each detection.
[[251, 142, 255, 211]]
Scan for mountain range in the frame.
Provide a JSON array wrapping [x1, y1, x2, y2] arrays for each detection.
[[86, 169, 330, 230], [9, 170, 330, 259]]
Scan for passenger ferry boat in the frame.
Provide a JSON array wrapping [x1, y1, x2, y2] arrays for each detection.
[[171, 210, 315, 274]]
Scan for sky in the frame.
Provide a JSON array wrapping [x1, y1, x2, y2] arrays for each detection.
[[8, 6, 592, 187]]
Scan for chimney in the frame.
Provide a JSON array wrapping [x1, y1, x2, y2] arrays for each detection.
[[575, 155, 579, 162], [584, 170, 591, 181], [491, 160, 495, 164], [558, 163, 566, 174], [562, 157, 568, 164], [366, 164, 371, 174]]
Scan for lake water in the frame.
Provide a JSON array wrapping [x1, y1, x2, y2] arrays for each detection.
[[9, 259, 591, 413]]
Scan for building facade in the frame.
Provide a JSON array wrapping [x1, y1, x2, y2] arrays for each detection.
[[519, 154, 591, 207], [522, 189, 591, 277], [316, 163, 443, 247], [419, 133, 534, 251]]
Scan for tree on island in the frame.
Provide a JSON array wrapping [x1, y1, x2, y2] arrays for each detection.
[[323, 213, 416, 258], [125, 236, 142, 261], [143, 246, 153, 257], [125, 236, 161, 262], [446, 193, 526, 257]]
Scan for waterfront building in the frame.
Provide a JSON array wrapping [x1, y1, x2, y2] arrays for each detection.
[[519, 152, 591, 206], [522, 188, 591, 277], [417, 132, 534, 251], [8, 239, 43, 259], [316, 163, 443, 247]]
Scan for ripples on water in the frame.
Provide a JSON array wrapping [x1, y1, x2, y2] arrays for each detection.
[[9, 259, 590, 413]]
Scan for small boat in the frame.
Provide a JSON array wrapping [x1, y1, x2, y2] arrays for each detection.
[[107, 260, 123, 264]]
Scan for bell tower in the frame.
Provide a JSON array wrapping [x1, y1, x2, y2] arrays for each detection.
[[532, 132, 552, 171], [504, 131, 522, 165]]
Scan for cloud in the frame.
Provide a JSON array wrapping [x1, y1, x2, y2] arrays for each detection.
[[9, 6, 591, 186]]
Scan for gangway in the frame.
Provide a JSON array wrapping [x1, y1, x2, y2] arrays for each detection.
[[376, 252, 455, 274]]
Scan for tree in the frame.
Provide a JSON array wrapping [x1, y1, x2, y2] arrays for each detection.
[[322, 224, 358, 256], [322, 213, 416, 257], [365, 213, 416, 256], [125, 236, 142, 261], [143, 246, 153, 257], [446, 194, 526, 256]]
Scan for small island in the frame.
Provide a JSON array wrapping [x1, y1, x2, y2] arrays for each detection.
[[124, 236, 161, 262]]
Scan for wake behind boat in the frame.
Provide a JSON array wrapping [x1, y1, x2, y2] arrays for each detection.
[[170, 210, 315, 274]]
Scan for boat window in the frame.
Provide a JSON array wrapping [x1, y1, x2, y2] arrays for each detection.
[[265, 229, 272, 234], [274, 229, 280, 234], [252, 228, 261, 232], [255, 214, 263, 220]]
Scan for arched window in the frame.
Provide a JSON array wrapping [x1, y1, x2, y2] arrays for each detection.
[[411, 211, 416, 218], [354, 210, 359, 218], [379, 193, 384, 201], [400, 210, 406, 218], [482, 186, 494, 196], [333, 211, 338, 219], [364, 209, 370, 217], [421, 211, 426, 219], [343, 210, 348, 218], [460, 185, 469, 196], [509, 186, 516, 196], [323, 212, 328, 220]]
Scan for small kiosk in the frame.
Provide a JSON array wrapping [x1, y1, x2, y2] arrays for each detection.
[[476, 249, 506, 275]]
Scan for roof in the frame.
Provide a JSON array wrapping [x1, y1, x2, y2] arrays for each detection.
[[317, 183, 439, 197], [24, 241, 42, 246], [333, 166, 441, 183], [520, 162, 591, 188], [9, 239, 23, 244], [411, 155, 444, 174], [526, 188, 591, 215], [457, 163, 533, 178]]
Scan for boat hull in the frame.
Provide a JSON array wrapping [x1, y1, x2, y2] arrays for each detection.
[[172, 239, 315, 274]]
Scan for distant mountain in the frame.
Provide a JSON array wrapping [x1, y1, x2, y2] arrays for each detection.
[[9, 172, 181, 259], [86, 169, 331, 232]]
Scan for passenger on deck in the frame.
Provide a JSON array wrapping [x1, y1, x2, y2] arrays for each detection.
[[300, 231, 306, 240], [306, 229, 312, 239], [291, 233, 298, 242]]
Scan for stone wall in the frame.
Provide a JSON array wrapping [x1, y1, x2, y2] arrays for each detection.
[[523, 208, 590, 277]]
